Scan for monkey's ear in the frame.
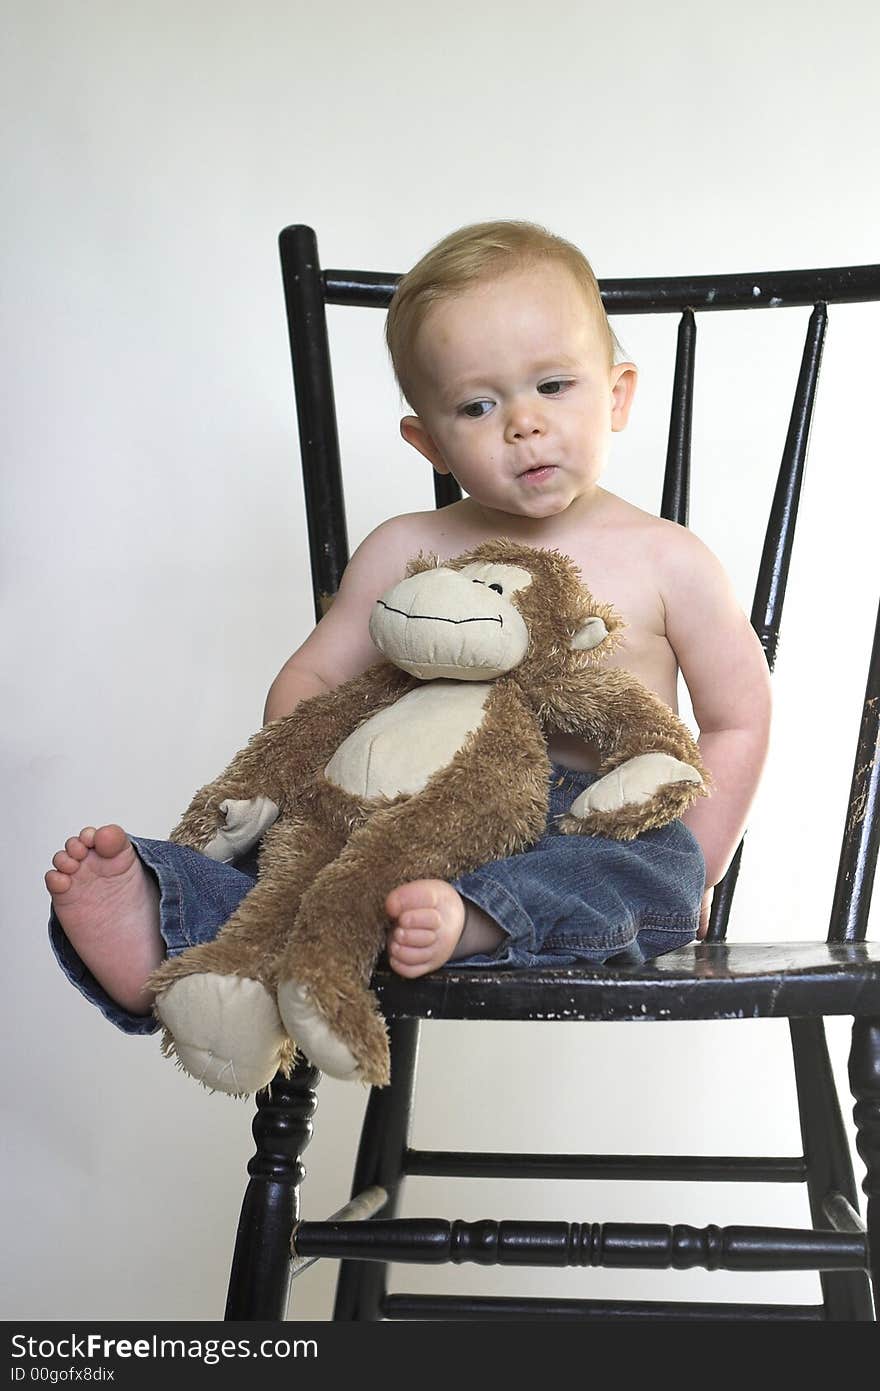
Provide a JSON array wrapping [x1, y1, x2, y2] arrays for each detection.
[[570, 617, 609, 651]]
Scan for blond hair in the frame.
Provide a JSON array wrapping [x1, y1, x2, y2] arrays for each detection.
[[385, 220, 621, 411]]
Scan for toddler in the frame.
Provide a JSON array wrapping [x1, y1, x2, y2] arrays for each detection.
[[46, 220, 772, 1035]]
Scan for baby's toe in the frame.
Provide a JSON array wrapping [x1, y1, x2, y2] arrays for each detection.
[[389, 924, 435, 950], [385, 879, 445, 915], [53, 849, 80, 874], [397, 906, 442, 929], [390, 941, 436, 965]]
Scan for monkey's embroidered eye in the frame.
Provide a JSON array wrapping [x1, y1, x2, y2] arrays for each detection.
[[489, 583, 503, 594]]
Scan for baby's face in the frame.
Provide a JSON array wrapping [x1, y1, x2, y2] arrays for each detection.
[[402, 262, 634, 522]]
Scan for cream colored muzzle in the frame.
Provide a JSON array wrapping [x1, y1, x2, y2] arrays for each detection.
[[369, 568, 530, 679]]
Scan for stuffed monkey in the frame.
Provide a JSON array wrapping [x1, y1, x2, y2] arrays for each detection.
[[149, 540, 709, 1092]]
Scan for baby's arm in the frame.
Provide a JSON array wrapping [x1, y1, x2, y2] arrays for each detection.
[[264, 514, 425, 722], [660, 527, 773, 931]]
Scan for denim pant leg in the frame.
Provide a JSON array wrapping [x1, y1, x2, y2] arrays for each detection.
[[47, 835, 259, 1035], [449, 764, 706, 969]]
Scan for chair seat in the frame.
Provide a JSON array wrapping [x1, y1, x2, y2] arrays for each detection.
[[372, 941, 880, 1023]]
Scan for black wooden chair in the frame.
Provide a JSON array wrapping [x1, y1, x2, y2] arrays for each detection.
[[224, 226, 880, 1322]]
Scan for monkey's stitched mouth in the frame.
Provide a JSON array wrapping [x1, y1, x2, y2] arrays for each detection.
[[375, 600, 502, 627]]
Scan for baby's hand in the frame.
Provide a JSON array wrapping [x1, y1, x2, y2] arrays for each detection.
[[203, 796, 279, 863]]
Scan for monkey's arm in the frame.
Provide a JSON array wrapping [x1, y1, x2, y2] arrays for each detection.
[[170, 663, 416, 853], [548, 668, 711, 839]]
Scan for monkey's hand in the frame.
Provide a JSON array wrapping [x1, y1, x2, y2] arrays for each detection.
[[200, 796, 280, 862], [571, 753, 702, 818], [170, 783, 280, 857], [557, 751, 706, 840]]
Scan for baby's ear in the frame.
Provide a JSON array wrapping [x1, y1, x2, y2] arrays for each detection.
[[400, 416, 450, 474]]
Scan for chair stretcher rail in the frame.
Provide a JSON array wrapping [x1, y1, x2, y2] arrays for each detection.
[[292, 1217, 867, 1272], [381, 1292, 826, 1321], [402, 1149, 807, 1182]]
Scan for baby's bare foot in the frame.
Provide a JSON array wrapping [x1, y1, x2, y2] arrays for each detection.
[[385, 879, 504, 978], [46, 825, 164, 1014]]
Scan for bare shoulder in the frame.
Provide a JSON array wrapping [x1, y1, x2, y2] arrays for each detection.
[[645, 515, 748, 639], [282, 511, 438, 690], [648, 518, 737, 609], [569, 491, 686, 567], [389, 498, 490, 556], [594, 491, 692, 548], [344, 510, 442, 584]]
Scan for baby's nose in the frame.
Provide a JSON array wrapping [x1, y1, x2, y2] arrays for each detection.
[[504, 404, 546, 442]]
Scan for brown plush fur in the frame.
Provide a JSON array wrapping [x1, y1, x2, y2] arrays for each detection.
[[148, 541, 709, 1088]]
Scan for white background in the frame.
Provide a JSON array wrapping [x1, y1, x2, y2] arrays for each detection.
[[4, 0, 879, 1320]]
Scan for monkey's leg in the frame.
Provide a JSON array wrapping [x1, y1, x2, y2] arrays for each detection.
[[274, 849, 394, 1088], [275, 686, 549, 1085], [278, 793, 548, 1081], [149, 818, 346, 1096]]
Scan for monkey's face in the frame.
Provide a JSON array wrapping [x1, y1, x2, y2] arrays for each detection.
[[369, 561, 533, 680]]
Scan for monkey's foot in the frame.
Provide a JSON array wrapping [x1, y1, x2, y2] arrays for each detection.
[[277, 976, 390, 1086], [571, 753, 702, 816], [153, 973, 291, 1096]]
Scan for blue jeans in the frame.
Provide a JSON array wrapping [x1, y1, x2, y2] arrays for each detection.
[[48, 763, 706, 1036]]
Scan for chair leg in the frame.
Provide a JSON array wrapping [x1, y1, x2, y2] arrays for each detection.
[[333, 1018, 420, 1321], [790, 1018, 874, 1319], [849, 1017, 880, 1321], [225, 1059, 320, 1320]]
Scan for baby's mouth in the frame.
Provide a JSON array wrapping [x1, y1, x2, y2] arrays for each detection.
[[519, 464, 557, 480]]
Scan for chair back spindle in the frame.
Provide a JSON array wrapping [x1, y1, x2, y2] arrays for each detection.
[[660, 307, 696, 527], [709, 300, 828, 938], [751, 301, 828, 672], [279, 225, 350, 620], [828, 599, 880, 944]]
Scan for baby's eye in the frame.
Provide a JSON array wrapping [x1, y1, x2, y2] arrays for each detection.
[[489, 583, 503, 594], [460, 400, 493, 419], [537, 379, 573, 396]]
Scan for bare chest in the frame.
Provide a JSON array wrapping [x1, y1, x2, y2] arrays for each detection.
[[571, 551, 677, 703], [417, 509, 677, 694]]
